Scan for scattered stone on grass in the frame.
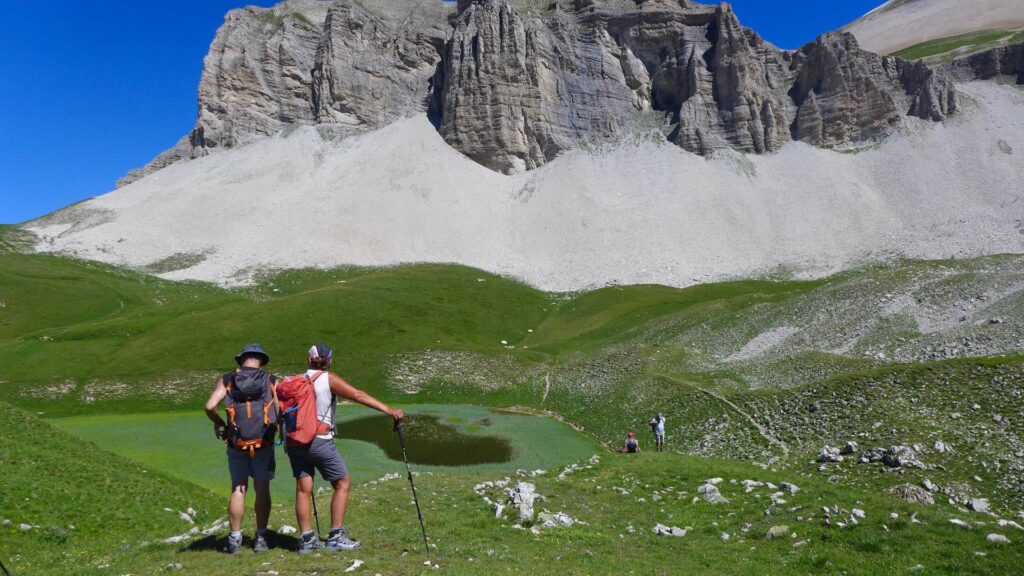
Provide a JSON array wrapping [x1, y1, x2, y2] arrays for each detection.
[[509, 482, 537, 522], [818, 446, 843, 463], [766, 525, 789, 539], [741, 480, 764, 493], [891, 484, 935, 505], [987, 534, 1011, 544], [698, 483, 729, 504], [653, 524, 686, 537], [780, 482, 800, 494], [997, 519, 1024, 530], [967, 498, 991, 514], [538, 511, 584, 528]]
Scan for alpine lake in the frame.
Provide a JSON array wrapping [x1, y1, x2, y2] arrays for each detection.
[[52, 404, 599, 500]]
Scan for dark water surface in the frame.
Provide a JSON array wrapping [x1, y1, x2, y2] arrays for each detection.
[[339, 414, 514, 466]]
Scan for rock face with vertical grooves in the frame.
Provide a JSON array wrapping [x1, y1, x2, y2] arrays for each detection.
[[122, 0, 959, 183], [310, 0, 450, 130], [438, 0, 956, 173], [948, 42, 1024, 84]]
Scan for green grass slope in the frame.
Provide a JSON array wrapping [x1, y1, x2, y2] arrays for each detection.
[[5, 397, 1023, 575], [1, 249, 1023, 573], [0, 401, 221, 576], [894, 28, 1024, 62]]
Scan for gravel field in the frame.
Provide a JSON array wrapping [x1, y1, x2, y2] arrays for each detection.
[[846, 0, 1024, 54], [27, 82, 1024, 292]]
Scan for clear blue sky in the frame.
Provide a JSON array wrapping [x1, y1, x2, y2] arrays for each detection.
[[0, 0, 884, 224]]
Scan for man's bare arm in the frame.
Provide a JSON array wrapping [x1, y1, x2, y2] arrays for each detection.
[[328, 373, 404, 421], [204, 379, 228, 438]]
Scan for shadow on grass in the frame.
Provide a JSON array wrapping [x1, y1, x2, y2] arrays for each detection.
[[181, 532, 300, 554]]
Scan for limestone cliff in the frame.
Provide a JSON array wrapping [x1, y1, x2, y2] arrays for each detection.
[[948, 42, 1024, 84], [438, 0, 956, 172], [121, 0, 959, 182]]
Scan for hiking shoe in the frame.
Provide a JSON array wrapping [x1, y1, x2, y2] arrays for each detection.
[[253, 534, 270, 553], [225, 535, 243, 555], [326, 527, 361, 551], [297, 533, 325, 555]]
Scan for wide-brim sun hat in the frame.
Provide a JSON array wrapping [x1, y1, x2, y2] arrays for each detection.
[[235, 343, 270, 366]]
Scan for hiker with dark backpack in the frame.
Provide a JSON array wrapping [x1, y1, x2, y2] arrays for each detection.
[[277, 343, 404, 554], [204, 343, 279, 554]]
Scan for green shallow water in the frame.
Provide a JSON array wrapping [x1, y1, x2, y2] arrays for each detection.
[[52, 403, 598, 500]]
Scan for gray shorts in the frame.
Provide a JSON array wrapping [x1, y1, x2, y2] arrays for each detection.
[[227, 445, 276, 485], [286, 437, 349, 482]]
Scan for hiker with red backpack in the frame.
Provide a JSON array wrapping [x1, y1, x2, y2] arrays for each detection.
[[203, 343, 280, 554], [277, 343, 404, 554]]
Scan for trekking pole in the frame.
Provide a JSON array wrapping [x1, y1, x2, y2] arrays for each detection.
[[310, 476, 322, 538], [0, 557, 11, 576], [394, 420, 430, 555]]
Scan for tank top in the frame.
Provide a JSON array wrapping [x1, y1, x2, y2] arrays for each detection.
[[308, 370, 335, 440]]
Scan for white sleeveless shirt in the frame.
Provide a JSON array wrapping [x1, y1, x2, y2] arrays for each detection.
[[308, 370, 335, 439]]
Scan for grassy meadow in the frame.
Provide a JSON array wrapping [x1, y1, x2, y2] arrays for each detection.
[[1, 237, 1023, 574]]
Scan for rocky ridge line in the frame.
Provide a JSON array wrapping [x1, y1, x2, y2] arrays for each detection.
[[120, 0, 958, 183]]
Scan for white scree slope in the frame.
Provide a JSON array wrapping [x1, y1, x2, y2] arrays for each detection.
[[28, 82, 1024, 292], [846, 0, 1024, 55]]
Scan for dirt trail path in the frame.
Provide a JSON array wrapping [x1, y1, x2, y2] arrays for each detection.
[[659, 373, 789, 455]]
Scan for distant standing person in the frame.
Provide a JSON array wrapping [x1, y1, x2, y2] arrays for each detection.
[[650, 413, 666, 452], [620, 431, 641, 453], [203, 343, 279, 554], [280, 343, 404, 554]]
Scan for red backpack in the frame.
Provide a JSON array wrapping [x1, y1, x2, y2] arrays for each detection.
[[276, 371, 328, 446]]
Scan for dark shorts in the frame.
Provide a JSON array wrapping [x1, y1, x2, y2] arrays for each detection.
[[227, 445, 276, 485], [286, 437, 349, 482]]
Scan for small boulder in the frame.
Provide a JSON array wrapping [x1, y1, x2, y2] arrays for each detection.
[[968, 498, 991, 514], [653, 523, 686, 537], [698, 483, 729, 504], [840, 442, 859, 455], [818, 446, 843, 463], [508, 482, 537, 522], [766, 525, 789, 539], [741, 480, 764, 493], [891, 484, 934, 505], [882, 445, 923, 468], [987, 534, 1011, 544], [780, 482, 800, 494]]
